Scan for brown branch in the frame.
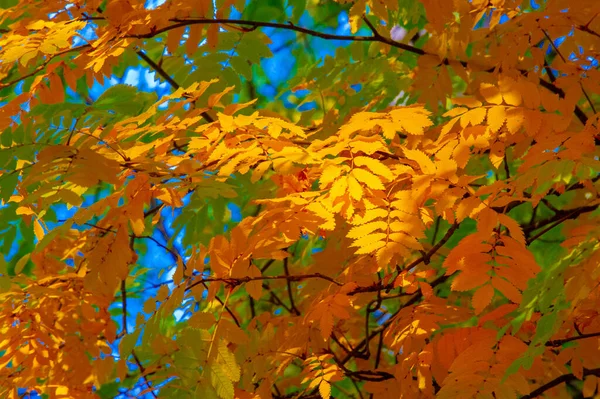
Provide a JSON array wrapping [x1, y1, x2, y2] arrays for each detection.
[[185, 272, 342, 291], [521, 367, 600, 398], [131, 350, 158, 398], [525, 204, 599, 244], [141, 18, 427, 57], [143, 204, 163, 219], [136, 50, 214, 123], [546, 331, 600, 347], [282, 257, 301, 315], [3, 15, 590, 135], [340, 272, 450, 366], [349, 222, 459, 296], [263, 283, 295, 314], [0, 44, 91, 89], [148, 18, 589, 128], [543, 29, 596, 115], [118, 279, 128, 337]]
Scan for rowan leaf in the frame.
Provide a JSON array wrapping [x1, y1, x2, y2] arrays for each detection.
[[319, 380, 331, 399], [353, 156, 394, 180], [350, 168, 385, 190], [0, 2, 598, 398], [211, 363, 235, 399], [472, 284, 494, 315]]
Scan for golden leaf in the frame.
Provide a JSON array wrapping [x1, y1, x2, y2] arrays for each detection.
[[350, 168, 385, 190]]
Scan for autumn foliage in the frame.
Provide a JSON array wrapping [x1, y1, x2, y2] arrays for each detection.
[[1, 0, 600, 398]]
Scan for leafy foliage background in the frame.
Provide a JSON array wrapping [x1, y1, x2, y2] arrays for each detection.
[[0, 0, 600, 398]]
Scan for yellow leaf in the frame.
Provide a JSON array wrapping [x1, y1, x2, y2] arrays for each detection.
[[489, 141, 505, 169], [347, 221, 387, 239], [351, 232, 387, 251], [211, 363, 235, 399], [353, 156, 394, 180], [319, 164, 345, 188], [347, 175, 363, 201], [275, 146, 312, 163], [328, 176, 348, 200], [480, 83, 502, 105], [403, 148, 436, 175], [389, 106, 433, 136], [33, 219, 45, 241], [217, 340, 241, 382], [251, 161, 272, 183], [350, 168, 384, 190], [16, 206, 34, 216], [319, 380, 331, 399], [443, 107, 468, 117], [487, 106, 506, 133], [130, 217, 145, 236], [460, 107, 487, 127], [452, 97, 483, 108], [499, 77, 522, 106]]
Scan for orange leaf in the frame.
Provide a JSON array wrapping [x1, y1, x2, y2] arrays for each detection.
[[472, 284, 494, 314], [491, 276, 522, 304]]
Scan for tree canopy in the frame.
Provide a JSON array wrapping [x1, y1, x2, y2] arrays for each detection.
[[1, 0, 600, 398]]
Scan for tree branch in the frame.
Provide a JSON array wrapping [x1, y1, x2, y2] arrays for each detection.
[[546, 331, 600, 347], [131, 350, 158, 398], [136, 50, 214, 123], [521, 367, 600, 398], [282, 257, 301, 316], [525, 204, 599, 244], [185, 272, 342, 291]]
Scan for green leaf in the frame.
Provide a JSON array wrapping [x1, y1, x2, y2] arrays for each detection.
[[1, 127, 11, 148], [242, 0, 284, 21], [95, 85, 155, 116], [96, 382, 120, 399], [94, 85, 136, 110], [0, 256, 7, 275], [236, 32, 273, 64], [162, 57, 193, 85], [119, 328, 142, 356], [0, 0, 18, 9], [535, 312, 558, 341], [193, 380, 219, 399], [229, 56, 252, 81], [2, 226, 15, 254], [0, 276, 11, 293], [289, 0, 307, 23], [14, 253, 29, 275]]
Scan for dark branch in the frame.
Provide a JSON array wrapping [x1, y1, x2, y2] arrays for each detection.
[[521, 367, 600, 398], [546, 331, 600, 347], [136, 50, 214, 123]]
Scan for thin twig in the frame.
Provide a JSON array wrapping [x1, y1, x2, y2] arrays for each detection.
[[131, 350, 158, 398], [283, 257, 301, 315], [521, 367, 600, 398], [546, 331, 600, 347], [136, 50, 214, 123]]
